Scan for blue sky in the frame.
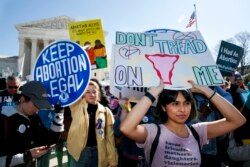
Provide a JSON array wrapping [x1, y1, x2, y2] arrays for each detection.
[[1, 0, 249, 59]]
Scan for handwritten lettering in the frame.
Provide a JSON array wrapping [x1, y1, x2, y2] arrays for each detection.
[[193, 66, 224, 85], [115, 65, 143, 86]]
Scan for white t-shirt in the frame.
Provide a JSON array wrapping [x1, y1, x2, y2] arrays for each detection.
[[137, 123, 208, 167]]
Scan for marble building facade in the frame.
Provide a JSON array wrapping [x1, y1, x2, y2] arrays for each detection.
[[0, 55, 18, 78], [15, 16, 110, 82], [16, 16, 74, 80]]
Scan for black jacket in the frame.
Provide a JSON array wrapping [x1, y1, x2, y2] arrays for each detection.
[[0, 106, 63, 167]]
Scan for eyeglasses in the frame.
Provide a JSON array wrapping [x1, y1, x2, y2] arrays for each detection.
[[8, 86, 19, 89]]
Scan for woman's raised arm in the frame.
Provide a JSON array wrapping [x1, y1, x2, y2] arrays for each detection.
[[120, 80, 164, 143], [188, 80, 246, 139]]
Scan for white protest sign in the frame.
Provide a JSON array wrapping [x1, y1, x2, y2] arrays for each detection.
[[33, 40, 91, 107], [111, 31, 224, 90]]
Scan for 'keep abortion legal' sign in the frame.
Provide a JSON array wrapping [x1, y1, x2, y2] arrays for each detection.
[[33, 40, 91, 107]]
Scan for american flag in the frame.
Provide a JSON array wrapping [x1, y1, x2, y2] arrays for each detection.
[[186, 11, 196, 28]]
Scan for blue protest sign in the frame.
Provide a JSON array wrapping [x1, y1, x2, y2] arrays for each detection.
[[33, 40, 91, 107]]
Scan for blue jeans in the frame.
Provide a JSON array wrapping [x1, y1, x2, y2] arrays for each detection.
[[69, 146, 98, 167]]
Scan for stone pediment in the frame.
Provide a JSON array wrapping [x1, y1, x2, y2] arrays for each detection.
[[16, 16, 76, 30]]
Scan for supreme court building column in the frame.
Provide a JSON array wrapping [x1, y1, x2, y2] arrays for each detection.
[[30, 38, 38, 74], [18, 37, 25, 77]]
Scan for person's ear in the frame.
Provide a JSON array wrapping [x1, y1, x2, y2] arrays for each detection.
[[20, 96, 25, 103]]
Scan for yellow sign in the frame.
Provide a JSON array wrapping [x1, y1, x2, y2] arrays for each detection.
[[68, 19, 107, 69]]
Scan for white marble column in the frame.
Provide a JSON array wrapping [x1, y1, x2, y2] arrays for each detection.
[[43, 39, 50, 48], [18, 37, 25, 76], [30, 38, 38, 75], [18, 37, 25, 58]]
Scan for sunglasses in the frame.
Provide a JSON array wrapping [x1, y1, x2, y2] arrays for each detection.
[[8, 86, 19, 89]]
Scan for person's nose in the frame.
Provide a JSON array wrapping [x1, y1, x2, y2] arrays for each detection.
[[179, 104, 185, 112]]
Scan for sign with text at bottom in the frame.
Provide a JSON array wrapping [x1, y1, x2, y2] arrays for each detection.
[[33, 40, 91, 107]]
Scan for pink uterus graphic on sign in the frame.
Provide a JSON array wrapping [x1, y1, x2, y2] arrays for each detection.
[[145, 54, 179, 85]]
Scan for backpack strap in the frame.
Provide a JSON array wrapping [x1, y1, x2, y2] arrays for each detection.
[[188, 125, 201, 154], [149, 124, 161, 166]]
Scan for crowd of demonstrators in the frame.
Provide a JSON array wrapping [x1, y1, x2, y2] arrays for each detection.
[[119, 79, 245, 167], [67, 80, 118, 167], [0, 75, 21, 110], [0, 75, 116, 167], [114, 99, 156, 167], [0, 81, 64, 167], [189, 71, 249, 167], [227, 103, 250, 167], [0, 72, 248, 167], [224, 72, 250, 167], [191, 85, 233, 167]]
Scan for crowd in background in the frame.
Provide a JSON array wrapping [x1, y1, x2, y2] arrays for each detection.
[[0, 71, 249, 167]]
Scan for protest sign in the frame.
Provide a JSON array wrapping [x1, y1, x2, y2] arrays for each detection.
[[68, 19, 107, 69], [241, 82, 250, 109], [110, 28, 181, 100], [111, 31, 224, 90], [110, 84, 157, 105], [33, 40, 91, 107], [216, 40, 244, 76]]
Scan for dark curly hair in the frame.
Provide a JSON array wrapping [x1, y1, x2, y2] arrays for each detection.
[[155, 89, 197, 124]]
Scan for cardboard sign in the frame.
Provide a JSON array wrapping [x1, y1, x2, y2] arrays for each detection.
[[33, 40, 91, 107], [241, 82, 250, 109], [216, 40, 244, 76], [111, 31, 224, 90], [68, 19, 107, 69]]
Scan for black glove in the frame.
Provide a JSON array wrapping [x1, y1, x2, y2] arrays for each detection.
[[54, 104, 64, 113]]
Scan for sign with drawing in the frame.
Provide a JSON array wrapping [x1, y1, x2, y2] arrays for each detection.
[[68, 19, 107, 70], [33, 40, 91, 107], [111, 31, 224, 90]]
